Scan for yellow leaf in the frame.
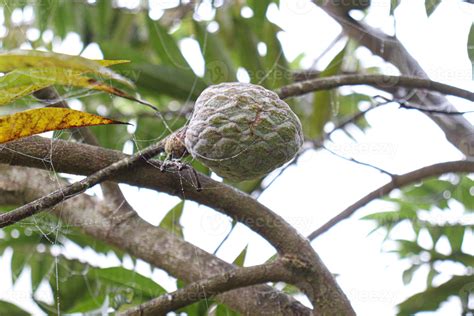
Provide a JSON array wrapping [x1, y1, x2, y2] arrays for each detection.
[[0, 108, 124, 144], [0, 50, 133, 87], [0, 85, 50, 106], [0, 68, 132, 106]]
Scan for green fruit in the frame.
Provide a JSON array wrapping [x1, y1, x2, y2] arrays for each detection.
[[184, 82, 303, 182]]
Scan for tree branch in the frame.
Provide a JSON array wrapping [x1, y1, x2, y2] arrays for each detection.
[[0, 141, 165, 228], [0, 165, 310, 315], [276, 74, 474, 102], [314, 2, 474, 156], [0, 136, 354, 315], [33, 86, 134, 211], [307, 160, 474, 241], [120, 261, 293, 316]]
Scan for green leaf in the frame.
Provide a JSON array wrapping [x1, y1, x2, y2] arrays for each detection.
[[248, 0, 272, 31], [66, 293, 106, 313], [63, 228, 126, 260], [159, 201, 184, 237], [304, 46, 346, 138], [30, 255, 54, 292], [49, 259, 100, 313], [214, 303, 241, 316], [390, 0, 401, 15], [445, 225, 465, 252], [398, 275, 474, 315], [282, 283, 302, 295], [97, 0, 114, 41], [426, 265, 439, 287], [402, 264, 420, 285], [146, 18, 191, 70], [425, 0, 442, 17], [132, 63, 208, 100], [233, 245, 248, 267], [260, 22, 291, 89], [11, 251, 28, 284], [232, 14, 267, 85], [193, 21, 237, 83], [452, 175, 474, 211], [92, 267, 166, 299], [396, 240, 424, 258], [0, 300, 30, 316]]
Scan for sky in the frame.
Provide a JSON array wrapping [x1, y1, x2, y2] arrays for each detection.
[[0, 0, 473, 315]]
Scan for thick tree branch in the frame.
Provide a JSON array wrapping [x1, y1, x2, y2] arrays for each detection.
[[276, 74, 474, 101], [0, 141, 165, 228], [307, 160, 474, 241], [0, 136, 354, 315], [120, 261, 293, 316], [0, 165, 310, 315], [33, 87, 133, 210], [315, 2, 474, 157]]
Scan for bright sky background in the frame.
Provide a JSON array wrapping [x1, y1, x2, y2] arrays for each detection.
[[0, 0, 473, 315]]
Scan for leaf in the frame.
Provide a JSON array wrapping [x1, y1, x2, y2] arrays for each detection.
[[214, 303, 241, 316], [0, 107, 124, 144], [193, 21, 237, 84], [132, 63, 208, 100], [398, 275, 474, 315], [282, 283, 302, 295], [49, 258, 98, 312], [304, 46, 346, 138], [0, 67, 136, 106], [452, 176, 474, 211], [469, 23, 474, 80], [233, 245, 248, 267], [260, 22, 291, 89], [96, 0, 114, 41], [92, 267, 166, 298], [0, 50, 132, 87], [248, 0, 272, 31], [66, 294, 106, 313], [0, 300, 30, 316], [159, 201, 184, 237], [63, 228, 126, 260], [146, 18, 190, 70], [402, 264, 420, 285], [425, 0, 442, 16], [30, 255, 54, 292], [11, 251, 28, 284], [390, 0, 401, 15], [445, 225, 465, 252], [232, 14, 267, 85]]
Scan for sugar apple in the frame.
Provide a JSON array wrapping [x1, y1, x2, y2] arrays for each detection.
[[166, 82, 304, 182]]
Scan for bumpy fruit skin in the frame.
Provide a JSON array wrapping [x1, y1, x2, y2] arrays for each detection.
[[185, 82, 304, 182]]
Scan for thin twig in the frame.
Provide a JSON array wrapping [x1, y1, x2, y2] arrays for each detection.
[[119, 261, 291, 316], [276, 74, 474, 102], [307, 160, 474, 241], [374, 95, 474, 116], [321, 144, 394, 177], [0, 141, 165, 228]]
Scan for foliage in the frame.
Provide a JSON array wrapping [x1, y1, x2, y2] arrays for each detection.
[[363, 175, 474, 315]]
